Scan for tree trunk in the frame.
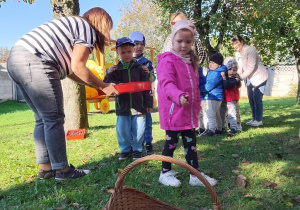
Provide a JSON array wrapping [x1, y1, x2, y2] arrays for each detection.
[[51, 0, 88, 131]]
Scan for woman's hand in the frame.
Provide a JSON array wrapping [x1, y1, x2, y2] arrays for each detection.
[[102, 83, 119, 95], [180, 94, 189, 106]]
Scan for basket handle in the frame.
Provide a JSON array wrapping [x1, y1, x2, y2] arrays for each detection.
[[114, 154, 222, 210]]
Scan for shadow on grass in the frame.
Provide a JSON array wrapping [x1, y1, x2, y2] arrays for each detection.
[[0, 100, 30, 115]]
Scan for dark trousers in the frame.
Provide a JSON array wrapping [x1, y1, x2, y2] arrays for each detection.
[[162, 129, 199, 173], [247, 81, 267, 121]]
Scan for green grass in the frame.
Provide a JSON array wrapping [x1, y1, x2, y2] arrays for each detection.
[[0, 98, 300, 209]]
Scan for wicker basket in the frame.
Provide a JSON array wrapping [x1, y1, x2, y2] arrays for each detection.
[[104, 155, 222, 210]]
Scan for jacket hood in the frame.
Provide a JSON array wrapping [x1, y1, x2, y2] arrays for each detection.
[[214, 65, 227, 72], [157, 52, 174, 64]]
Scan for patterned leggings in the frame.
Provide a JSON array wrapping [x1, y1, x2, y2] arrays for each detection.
[[162, 129, 199, 173]]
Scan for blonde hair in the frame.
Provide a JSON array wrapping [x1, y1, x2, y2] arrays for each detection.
[[170, 12, 187, 24], [82, 7, 113, 53]]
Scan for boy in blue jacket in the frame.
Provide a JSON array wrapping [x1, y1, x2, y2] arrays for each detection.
[[129, 31, 155, 155], [202, 52, 227, 136]]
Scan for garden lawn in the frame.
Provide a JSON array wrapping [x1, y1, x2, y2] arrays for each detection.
[[0, 97, 299, 210]]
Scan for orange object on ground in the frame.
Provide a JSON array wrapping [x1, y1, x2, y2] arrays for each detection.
[[66, 129, 86, 140], [114, 81, 151, 94]]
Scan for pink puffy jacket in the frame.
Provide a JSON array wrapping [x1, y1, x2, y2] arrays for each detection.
[[157, 52, 201, 131]]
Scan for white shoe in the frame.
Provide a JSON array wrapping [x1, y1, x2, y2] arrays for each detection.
[[189, 173, 218, 186], [159, 171, 181, 187], [249, 120, 263, 127], [246, 119, 254, 125]]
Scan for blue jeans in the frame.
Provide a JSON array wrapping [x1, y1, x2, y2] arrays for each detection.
[[6, 45, 68, 170], [247, 81, 267, 121], [144, 112, 153, 144], [116, 115, 145, 153]]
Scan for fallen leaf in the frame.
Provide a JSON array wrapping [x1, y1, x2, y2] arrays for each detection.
[[55, 205, 65, 210], [72, 203, 79, 207], [232, 154, 239, 158], [244, 193, 253, 197], [263, 181, 277, 188], [118, 168, 123, 173], [222, 191, 230, 197], [232, 168, 242, 174], [143, 163, 151, 168], [286, 202, 293, 206], [82, 160, 88, 164], [96, 145, 102, 149], [282, 194, 289, 198], [236, 175, 247, 188], [26, 165, 35, 169], [293, 196, 300, 203], [197, 155, 202, 160], [111, 151, 117, 156], [141, 180, 151, 186], [241, 158, 250, 164], [274, 186, 280, 190], [106, 188, 115, 194], [296, 166, 300, 169]]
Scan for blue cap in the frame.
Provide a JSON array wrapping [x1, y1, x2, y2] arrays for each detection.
[[129, 31, 145, 45], [116, 37, 135, 48]]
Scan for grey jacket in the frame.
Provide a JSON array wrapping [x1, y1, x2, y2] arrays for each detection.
[[236, 44, 268, 87]]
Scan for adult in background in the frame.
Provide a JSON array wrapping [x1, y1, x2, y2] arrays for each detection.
[[7, 7, 118, 180], [231, 35, 268, 127]]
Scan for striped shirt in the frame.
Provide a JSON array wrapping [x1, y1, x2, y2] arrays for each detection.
[[16, 16, 96, 79]]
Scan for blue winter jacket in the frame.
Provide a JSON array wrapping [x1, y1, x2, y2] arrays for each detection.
[[203, 65, 227, 101], [198, 67, 207, 100]]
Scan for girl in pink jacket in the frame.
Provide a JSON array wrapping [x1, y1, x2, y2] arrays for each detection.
[[156, 20, 217, 187]]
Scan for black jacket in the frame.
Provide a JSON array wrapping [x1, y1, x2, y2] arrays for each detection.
[[104, 60, 153, 116]]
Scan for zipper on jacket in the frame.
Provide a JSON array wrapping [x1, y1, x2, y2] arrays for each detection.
[[128, 64, 133, 115], [186, 64, 195, 128], [169, 102, 174, 124]]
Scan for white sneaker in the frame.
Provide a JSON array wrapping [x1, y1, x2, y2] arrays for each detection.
[[159, 171, 181, 187], [249, 120, 263, 127], [189, 173, 218, 186], [246, 119, 254, 125], [236, 124, 242, 132]]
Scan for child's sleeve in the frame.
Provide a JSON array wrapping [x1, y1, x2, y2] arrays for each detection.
[[157, 60, 185, 106], [139, 67, 153, 108], [145, 60, 156, 82], [103, 71, 120, 84], [204, 72, 223, 92], [223, 78, 237, 89]]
